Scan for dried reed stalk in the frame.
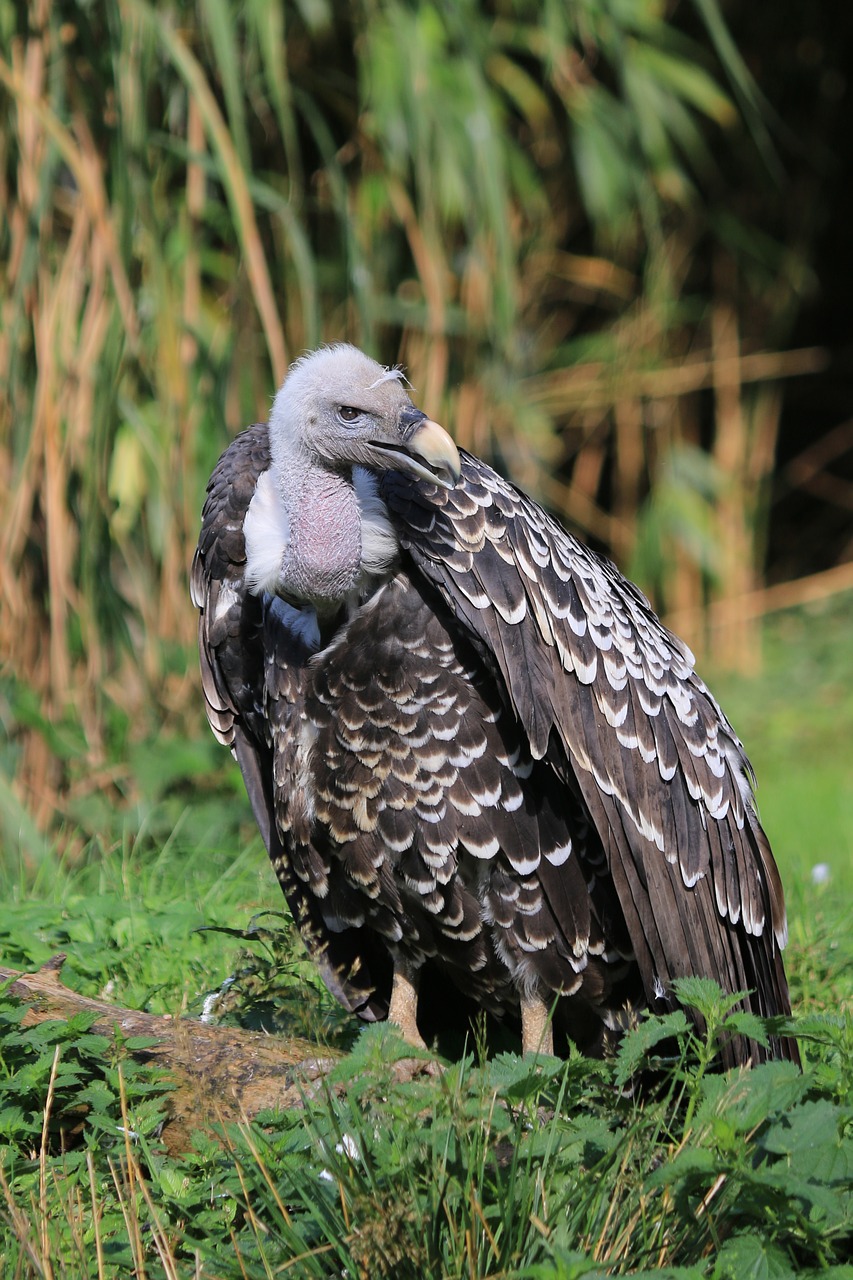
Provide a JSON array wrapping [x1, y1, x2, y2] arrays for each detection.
[[667, 559, 853, 637], [711, 257, 758, 670], [524, 346, 826, 415]]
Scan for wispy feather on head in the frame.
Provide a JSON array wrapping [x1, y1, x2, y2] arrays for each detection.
[[368, 365, 410, 391]]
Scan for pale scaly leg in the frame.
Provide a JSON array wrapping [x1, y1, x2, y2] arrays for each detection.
[[387, 957, 428, 1051], [521, 993, 554, 1056]]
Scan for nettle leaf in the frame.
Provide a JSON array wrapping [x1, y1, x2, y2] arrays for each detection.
[[559, 1114, 621, 1165], [120, 1036, 164, 1052], [70, 1034, 113, 1057], [11, 1019, 73, 1049], [760, 1100, 853, 1183], [697, 1061, 808, 1137], [670, 977, 745, 1022], [647, 1145, 718, 1189], [327, 1021, 438, 1085], [614, 1010, 690, 1084], [723, 1012, 770, 1047], [75, 1080, 115, 1112], [0, 1001, 29, 1030], [487, 1051, 564, 1102], [52, 1065, 85, 1088], [516, 1250, 603, 1279], [4, 1059, 55, 1091], [65, 1011, 100, 1035], [618, 1269, 707, 1280], [86, 1111, 127, 1138], [714, 1233, 792, 1280], [122, 1097, 170, 1138], [755, 1169, 848, 1228], [0, 1105, 39, 1138], [794, 1014, 848, 1042]]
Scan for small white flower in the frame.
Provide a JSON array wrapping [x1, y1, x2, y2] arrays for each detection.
[[318, 1132, 360, 1183], [811, 863, 831, 885], [337, 1133, 360, 1162]]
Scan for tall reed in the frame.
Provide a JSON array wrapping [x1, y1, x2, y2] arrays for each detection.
[[0, 0, 817, 835]]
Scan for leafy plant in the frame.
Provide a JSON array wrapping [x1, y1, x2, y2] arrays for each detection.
[[4, 973, 850, 1277]]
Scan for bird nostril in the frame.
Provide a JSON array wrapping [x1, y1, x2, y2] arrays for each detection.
[[398, 405, 427, 440]]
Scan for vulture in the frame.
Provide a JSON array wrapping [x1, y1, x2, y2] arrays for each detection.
[[191, 344, 796, 1067]]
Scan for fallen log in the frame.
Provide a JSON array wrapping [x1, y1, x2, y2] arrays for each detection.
[[1, 953, 339, 1153]]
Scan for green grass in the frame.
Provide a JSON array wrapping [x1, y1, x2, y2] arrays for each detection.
[[0, 602, 851, 1275], [0, 839, 265, 1016], [710, 596, 853, 901], [0, 982, 851, 1277], [707, 597, 853, 1025]]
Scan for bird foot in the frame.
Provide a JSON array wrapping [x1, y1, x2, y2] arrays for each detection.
[[387, 960, 428, 1051], [521, 994, 554, 1056]]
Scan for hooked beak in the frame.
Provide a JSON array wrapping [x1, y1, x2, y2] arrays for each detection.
[[405, 418, 461, 489], [367, 411, 461, 490]]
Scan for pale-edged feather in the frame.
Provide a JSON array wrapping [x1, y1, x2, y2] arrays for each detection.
[[382, 450, 794, 1064]]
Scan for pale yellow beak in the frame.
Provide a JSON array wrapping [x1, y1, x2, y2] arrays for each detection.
[[405, 418, 461, 490]]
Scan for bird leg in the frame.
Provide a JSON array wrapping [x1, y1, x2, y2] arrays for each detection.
[[521, 993, 554, 1056], [387, 957, 427, 1051]]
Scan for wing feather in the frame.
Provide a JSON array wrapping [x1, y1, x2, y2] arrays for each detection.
[[382, 451, 794, 1061]]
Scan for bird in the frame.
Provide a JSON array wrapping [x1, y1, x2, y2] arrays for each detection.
[[191, 343, 796, 1067]]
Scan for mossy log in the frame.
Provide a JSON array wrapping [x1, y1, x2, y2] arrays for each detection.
[[1, 953, 339, 1153]]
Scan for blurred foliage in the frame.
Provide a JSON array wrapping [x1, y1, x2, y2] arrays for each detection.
[[709, 595, 853, 905], [0, 0, 846, 842]]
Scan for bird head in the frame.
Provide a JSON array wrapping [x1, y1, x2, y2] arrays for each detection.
[[268, 344, 461, 489]]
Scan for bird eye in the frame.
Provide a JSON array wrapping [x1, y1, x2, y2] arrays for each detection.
[[338, 405, 361, 424]]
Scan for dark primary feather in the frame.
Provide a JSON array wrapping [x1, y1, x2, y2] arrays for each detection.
[[193, 413, 796, 1066], [382, 453, 793, 1058]]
